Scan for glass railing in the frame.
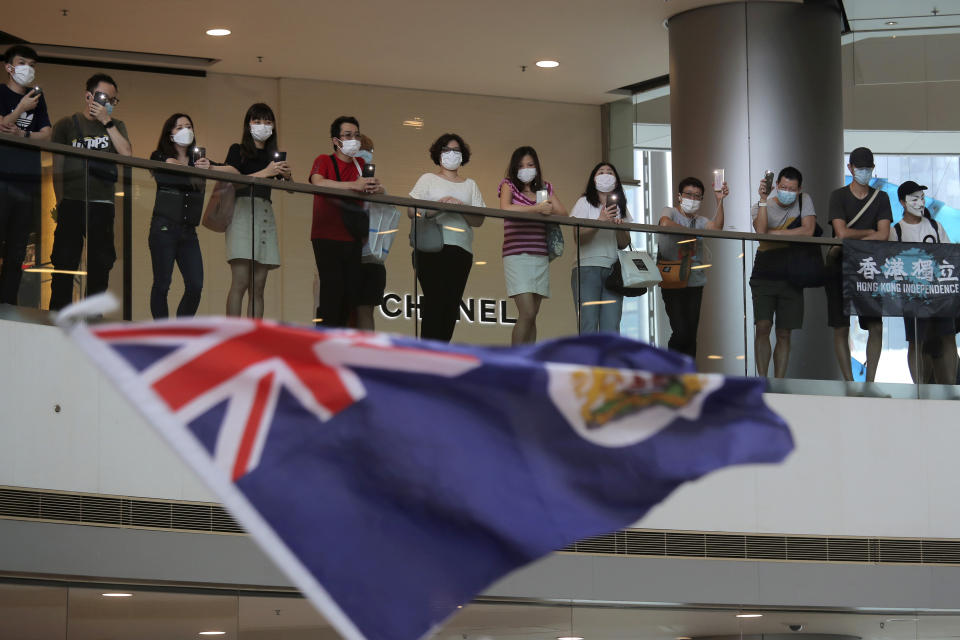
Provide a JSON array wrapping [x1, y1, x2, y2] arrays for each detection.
[[1, 134, 957, 400], [1, 578, 958, 638]]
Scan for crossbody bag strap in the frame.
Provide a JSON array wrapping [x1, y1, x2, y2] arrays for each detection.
[[329, 154, 341, 181], [847, 187, 881, 228]]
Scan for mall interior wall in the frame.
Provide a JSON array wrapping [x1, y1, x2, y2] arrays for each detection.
[[31, 63, 602, 339]]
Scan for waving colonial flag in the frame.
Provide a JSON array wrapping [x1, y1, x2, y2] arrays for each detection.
[[58, 296, 792, 640]]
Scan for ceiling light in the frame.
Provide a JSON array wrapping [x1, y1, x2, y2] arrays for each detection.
[[886, 21, 898, 25], [737, 613, 763, 618], [474, 261, 487, 265], [557, 636, 584, 640], [536, 60, 560, 68], [676, 637, 693, 640], [707, 355, 723, 360], [205, 28, 231, 36], [199, 633, 226, 636], [101, 592, 133, 597]]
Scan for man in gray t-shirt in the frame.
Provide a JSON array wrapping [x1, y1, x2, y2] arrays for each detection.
[[656, 176, 727, 359], [749, 166, 816, 378]]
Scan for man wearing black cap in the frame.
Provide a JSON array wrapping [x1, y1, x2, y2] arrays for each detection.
[[890, 180, 958, 384], [825, 146, 892, 382]]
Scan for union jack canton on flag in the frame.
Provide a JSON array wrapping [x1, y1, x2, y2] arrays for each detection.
[[59, 296, 793, 640]]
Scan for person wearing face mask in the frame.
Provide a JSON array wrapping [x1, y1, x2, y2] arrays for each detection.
[[656, 176, 728, 359], [826, 147, 892, 382], [222, 103, 291, 318], [0, 45, 51, 306], [750, 166, 816, 378], [569, 163, 631, 334], [408, 133, 486, 342], [499, 146, 567, 345], [49, 73, 132, 311], [148, 113, 226, 319], [889, 181, 958, 384], [309, 116, 384, 328]]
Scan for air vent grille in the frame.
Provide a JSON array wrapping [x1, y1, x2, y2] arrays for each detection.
[[0, 486, 243, 535], [3, 486, 960, 566]]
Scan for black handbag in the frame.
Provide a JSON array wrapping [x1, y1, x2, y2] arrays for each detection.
[[329, 154, 370, 241], [783, 198, 826, 288], [604, 261, 648, 297]]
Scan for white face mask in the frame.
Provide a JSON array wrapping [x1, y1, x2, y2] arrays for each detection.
[[904, 193, 925, 216], [680, 198, 701, 214], [517, 167, 537, 184], [10, 64, 35, 87], [172, 127, 194, 147], [853, 167, 873, 186], [339, 138, 361, 157], [594, 173, 617, 193], [440, 150, 462, 171], [250, 123, 273, 142]]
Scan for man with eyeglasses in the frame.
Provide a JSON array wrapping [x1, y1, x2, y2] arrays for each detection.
[[889, 180, 958, 384], [48, 73, 131, 310], [657, 176, 728, 359], [309, 115, 384, 327], [825, 147, 891, 382], [750, 166, 816, 378]]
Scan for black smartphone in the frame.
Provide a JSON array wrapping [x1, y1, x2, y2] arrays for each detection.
[[93, 91, 109, 106], [607, 193, 620, 217], [192, 147, 206, 163], [274, 151, 287, 162], [362, 163, 376, 178], [31, 86, 42, 97]]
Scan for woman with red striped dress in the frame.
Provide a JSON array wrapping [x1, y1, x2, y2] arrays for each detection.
[[498, 146, 567, 345]]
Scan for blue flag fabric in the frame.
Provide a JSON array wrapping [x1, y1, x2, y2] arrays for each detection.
[[65, 316, 792, 640]]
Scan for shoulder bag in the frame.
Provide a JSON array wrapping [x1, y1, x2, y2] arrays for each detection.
[[200, 181, 236, 232], [330, 154, 370, 241], [606, 244, 658, 297]]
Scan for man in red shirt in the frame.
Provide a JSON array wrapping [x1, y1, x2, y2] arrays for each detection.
[[309, 116, 383, 327]]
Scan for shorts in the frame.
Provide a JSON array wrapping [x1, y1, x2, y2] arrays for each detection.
[[356, 261, 387, 306], [903, 316, 959, 343], [751, 279, 804, 330], [503, 253, 550, 298], [824, 246, 879, 329]]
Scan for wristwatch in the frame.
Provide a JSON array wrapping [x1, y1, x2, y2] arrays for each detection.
[[104, 120, 116, 129]]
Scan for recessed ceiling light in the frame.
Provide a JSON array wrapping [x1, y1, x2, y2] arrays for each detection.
[[536, 60, 560, 68], [886, 20, 898, 25], [474, 261, 487, 265], [737, 613, 763, 618], [101, 593, 133, 597], [677, 636, 693, 639], [205, 28, 231, 36], [557, 636, 584, 640], [199, 633, 226, 636]]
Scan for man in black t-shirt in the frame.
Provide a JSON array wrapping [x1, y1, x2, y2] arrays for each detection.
[[825, 147, 893, 382], [49, 73, 132, 310], [0, 44, 51, 305]]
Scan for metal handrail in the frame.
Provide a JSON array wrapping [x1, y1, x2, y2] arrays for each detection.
[[1, 133, 842, 246]]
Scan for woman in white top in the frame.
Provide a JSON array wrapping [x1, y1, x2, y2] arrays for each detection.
[[408, 133, 486, 342], [569, 162, 631, 334]]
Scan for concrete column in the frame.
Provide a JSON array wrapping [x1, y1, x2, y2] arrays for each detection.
[[668, 1, 843, 379]]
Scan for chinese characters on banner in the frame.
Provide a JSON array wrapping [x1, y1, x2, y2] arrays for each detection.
[[842, 239, 960, 318]]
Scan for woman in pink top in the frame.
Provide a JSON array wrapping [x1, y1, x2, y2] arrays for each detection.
[[498, 146, 567, 345]]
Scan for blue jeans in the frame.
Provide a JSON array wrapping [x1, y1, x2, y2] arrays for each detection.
[[148, 217, 203, 318], [571, 266, 623, 334]]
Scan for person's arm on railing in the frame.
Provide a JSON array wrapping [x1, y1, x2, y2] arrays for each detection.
[[771, 215, 815, 236], [498, 185, 552, 215], [462, 180, 485, 227]]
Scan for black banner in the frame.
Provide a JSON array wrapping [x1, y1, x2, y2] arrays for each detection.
[[842, 239, 960, 318]]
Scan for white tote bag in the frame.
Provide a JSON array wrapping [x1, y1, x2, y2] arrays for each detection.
[[617, 250, 662, 288]]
